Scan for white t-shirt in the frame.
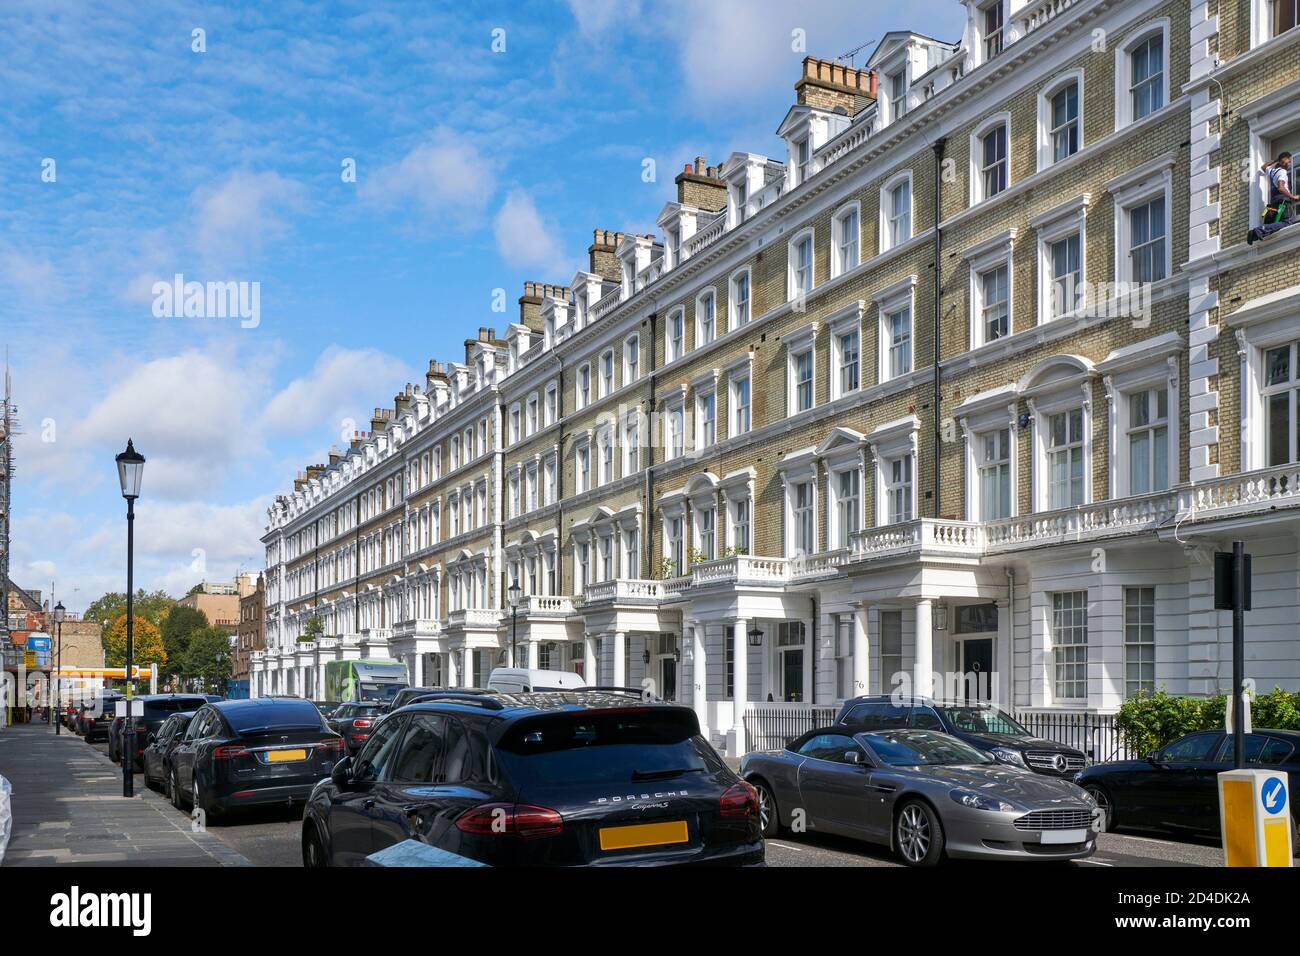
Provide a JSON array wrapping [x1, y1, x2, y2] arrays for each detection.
[[1268, 164, 1291, 195]]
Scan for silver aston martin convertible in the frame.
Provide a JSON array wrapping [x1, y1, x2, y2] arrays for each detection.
[[740, 727, 1102, 866]]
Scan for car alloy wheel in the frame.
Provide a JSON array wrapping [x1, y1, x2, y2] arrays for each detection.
[[896, 802, 943, 867], [754, 782, 779, 838], [1084, 785, 1112, 832]]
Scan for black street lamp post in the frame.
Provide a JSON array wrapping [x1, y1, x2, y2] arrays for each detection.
[[53, 601, 65, 734], [116, 439, 145, 798], [507, 581, 522, 668]]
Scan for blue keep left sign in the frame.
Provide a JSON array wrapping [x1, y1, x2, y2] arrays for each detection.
[[1261, 776, 1287, 815]]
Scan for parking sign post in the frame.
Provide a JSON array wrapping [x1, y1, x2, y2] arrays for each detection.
[[1218, 769, 1292, 867]]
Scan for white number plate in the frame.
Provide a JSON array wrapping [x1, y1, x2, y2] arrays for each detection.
[[1040, 828, 1087, 844]]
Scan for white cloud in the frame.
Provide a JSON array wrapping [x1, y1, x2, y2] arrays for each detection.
[[70, 347, 267, 499], [492, 188, 570, 277], [359, 127, 496, 227], [566, 0, 644, 38], [191, 170, 304, 270], [0, 248, 62, 305], [262, 346, 418, 439]]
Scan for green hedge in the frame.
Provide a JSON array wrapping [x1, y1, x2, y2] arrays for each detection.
[[1116, 687, 1300, 756]]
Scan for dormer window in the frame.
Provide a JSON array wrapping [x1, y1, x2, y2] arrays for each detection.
[[983, 2, 1004, 60], [887, 69, 907, 121], [795, 137, 812, 185], [666, 226, 680, 267], [733, 179, 748, 224]]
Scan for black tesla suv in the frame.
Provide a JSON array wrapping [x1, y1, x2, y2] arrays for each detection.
[[169, 697, 344, 819], [302, 691, 764, 867], [835, 696, 1088, 776]]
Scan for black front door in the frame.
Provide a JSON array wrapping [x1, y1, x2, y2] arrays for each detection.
[[960, 639, 994, 702]]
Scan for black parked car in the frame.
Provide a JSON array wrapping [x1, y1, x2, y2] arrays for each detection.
[[1075, 729, 1300, 849], [77, 692, 123, 740], [327, 702, 385, 755], [169, 698, 344, 819], [836, 696, 1087, 777], [109, 694, 220, 769], [302, 691, 763, 867], [142, 711, 196, 794]]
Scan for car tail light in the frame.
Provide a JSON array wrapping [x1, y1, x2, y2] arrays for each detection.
[[353, 718, 372, 728], [719, 781, 759, 818], [212, 744, 249, 759], [456, 803, 564, 838], [317, 737, 344, 752]]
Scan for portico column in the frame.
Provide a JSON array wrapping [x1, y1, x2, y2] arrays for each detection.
[[803, 614, 815, 705], [852, 603, 870, 697], [690, 622, 707, 738], [317, 664, 327, 700], [412, 651, 425, 688], [732, 619, 748, 756], [462, 648, 475, 688], [527, 639, 539, 670], [583, 634, 597, 684], [915, 599, 934, 698], [613, 631, 627, 688], [446, 651, 459, 688]]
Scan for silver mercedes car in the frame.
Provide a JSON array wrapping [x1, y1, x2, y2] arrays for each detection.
[[741, 727, 1102, 866]]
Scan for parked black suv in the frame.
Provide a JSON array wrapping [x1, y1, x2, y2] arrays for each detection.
[[302, 691, 763, 866], [835, 696, 1087, 777], [109, 694, 220, 769], [76, 691, 123, 741]]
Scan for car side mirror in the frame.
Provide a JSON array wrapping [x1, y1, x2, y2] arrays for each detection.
[[844, 750, 868, 767], [147, 732, 156, 744], [331, 755, 354, 790], [1145, 752, 1161, 766]]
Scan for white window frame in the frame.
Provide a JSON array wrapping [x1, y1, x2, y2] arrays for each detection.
[[831, 201, 862, 278], [663, 394, 686, 461], [884, 63, 909, 124], [787, 228, 816, 303], [1032, 194, 1090, 323], [1252, 0, 1300, 48], [695, 383, 717, 450], [785, 322, 819, 415], [696, 287, 718, 347], [868, 416, 920, 527], [1115, 19, 1169, 129], [963, 229, 1015, 349], [880, 171, 913, 252], [1109, 157, 1174, 286], [576, 442, 591, 494], [597, 427, 615, 486], [1050, 590, 1089, 702], [970, 113, 1011, 205], [1123, 586, 1156, 699], [726, 352, 754, 438], [875, 276, 916, 384], [1099, 333, 1182, 499], [729, 267, 752, 329], [576, 363, 592, 410], [599, 349, 615, 398], [828, 300, 865, 401], [827, 462, 863, 549], [624, 334, 641, 384], [1037, 70, 1084, 172], [544, 382, 558, 425], [667, 308, 686, 363], [509, 403, 521, 445]]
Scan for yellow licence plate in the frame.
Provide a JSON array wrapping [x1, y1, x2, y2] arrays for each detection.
[[264, 749, 307, 763], [598, 820, 689, 851]]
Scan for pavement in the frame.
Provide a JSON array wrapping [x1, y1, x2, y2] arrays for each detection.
[[0, 722, 250, 867]]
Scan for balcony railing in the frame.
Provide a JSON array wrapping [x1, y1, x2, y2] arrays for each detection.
[[520, 595, 574, 616], [579, 579, 666, 605], [1017, 0, 1079, 38], [391, 618, 442, 639], [446, 608, 502, 629]]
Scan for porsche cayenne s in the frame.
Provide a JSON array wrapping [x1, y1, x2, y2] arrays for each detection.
[[742, 726, 1101, 866], [302, 691, 763, 867]]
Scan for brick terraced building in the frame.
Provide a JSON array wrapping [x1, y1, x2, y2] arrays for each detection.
[[254, 0, 1300, 756]]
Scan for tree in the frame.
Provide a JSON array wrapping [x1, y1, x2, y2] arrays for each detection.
[[301, 614, 324, 643], [184, 626, 232, 694], [86, 589, 176, 634], [103, 614, 166, 669], [161, 605, 208, 675]]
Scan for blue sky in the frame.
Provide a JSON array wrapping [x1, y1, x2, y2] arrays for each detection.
[[0, 0, 965, 612]]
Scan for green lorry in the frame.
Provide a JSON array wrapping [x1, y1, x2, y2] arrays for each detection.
[[323, 659, 408, 704]]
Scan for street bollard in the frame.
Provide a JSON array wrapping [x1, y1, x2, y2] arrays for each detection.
[[1218, 768, 1292, 867]]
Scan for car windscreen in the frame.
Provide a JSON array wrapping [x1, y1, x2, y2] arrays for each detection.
[[358, 682, 403, 702], [862, 730, 994, 767], [223, 701, 325, 734], [937, 705, 1029, 736], [494, 709, 707, 787]]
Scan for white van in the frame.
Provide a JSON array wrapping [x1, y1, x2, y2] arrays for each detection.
[[487, 668, 586, 694]]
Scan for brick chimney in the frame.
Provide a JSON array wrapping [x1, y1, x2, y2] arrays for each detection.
[[795, 56, 876, 115], [675, 156, 727, 211], [588, 229, 624, 284]]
